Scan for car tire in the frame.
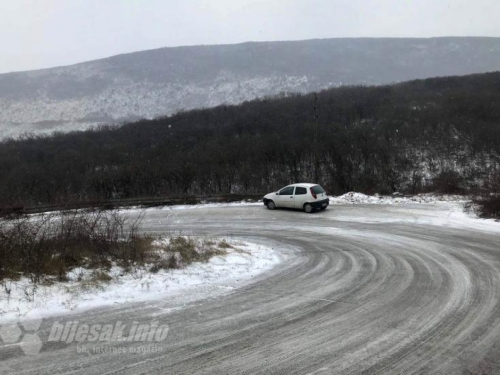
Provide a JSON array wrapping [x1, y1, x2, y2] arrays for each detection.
[[304, 203, 314, 213], [266, 200, 276, 210]]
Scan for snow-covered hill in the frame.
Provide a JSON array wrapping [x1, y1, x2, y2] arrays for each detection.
[[2, 37, 500, 138]]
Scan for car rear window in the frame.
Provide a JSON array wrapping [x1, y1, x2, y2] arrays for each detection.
[[295, 187, 307, 195], [311, 185, 325, 194]]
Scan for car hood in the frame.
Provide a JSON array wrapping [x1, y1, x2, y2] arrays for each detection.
[[264, 192, 277, 200]]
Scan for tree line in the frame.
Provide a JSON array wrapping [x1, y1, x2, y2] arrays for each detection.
[[1, 72, 500, 208]]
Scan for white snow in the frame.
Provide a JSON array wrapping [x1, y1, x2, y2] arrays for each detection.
[[113, 192, 468, 214], [329, 201, 500, 233], [114, 200, 262, 216], [0, 72, 323, 139], [115, 194, 467, 215], [3, 195, 497, 323], [161, 200, 262, 211], [118, 194, 468, 214], [329, 192, 467, 205], [326, 192, 500, 231], [0, 241, 282, 323]]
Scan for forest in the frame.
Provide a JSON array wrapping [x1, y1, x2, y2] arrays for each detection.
[[1, 72, 499, 208]]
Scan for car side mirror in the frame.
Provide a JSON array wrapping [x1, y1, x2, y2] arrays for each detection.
[[275, 192, 279, 195]]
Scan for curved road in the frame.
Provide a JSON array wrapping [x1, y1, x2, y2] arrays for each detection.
[[2, 204, 500, 374]]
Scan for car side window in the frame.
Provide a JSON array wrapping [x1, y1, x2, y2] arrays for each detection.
[[279, 186, 295, 195], [295, 187, 307, 195]]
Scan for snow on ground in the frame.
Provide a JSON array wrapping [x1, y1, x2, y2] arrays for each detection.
[[326, 192, 500, 231], [5, 195, 496, 322], [0, 241, 282, 323], [328, 201, 500, 233], [115, 200, 262, 216], [329, 192, 468, 205], [118, 193, 468, 215], [162, 200, 262, 210]]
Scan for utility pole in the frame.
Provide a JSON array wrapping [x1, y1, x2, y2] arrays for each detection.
[[314, 93, 319, 182]]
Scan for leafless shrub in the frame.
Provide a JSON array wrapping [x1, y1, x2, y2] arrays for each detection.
[[0, 209, 149, 282], [469, 171, 500, 219], [472, 195, 500, 219], [432, 170, 465, 194], [1, 210, 235, 287]]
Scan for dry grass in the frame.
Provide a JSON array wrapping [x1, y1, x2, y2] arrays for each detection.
[[217, 240, 234, 249], [149, 236, 228, 272], [233, 247, 251, 255], [0, 209, 148, 282], [90, 270, 113, 283], [0, 210, 236, 288]]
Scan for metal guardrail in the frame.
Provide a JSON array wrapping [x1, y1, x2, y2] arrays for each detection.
[[0, 194, 264, 217]]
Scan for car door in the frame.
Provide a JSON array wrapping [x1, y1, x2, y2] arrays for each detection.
[[275, 186, 295, 208], [294, 186, 308, 209]]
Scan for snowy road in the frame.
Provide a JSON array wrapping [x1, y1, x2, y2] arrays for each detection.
[[2, 203, 500, 374]]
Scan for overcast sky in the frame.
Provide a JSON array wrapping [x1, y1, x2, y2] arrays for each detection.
[[1, 0, 499, 74]]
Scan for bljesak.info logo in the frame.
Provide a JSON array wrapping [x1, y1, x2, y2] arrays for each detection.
[[0, 318, 169, 356]]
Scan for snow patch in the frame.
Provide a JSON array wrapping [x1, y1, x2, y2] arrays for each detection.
[[0, 241, 281, 322], [163, 201, 262, 210], [329, 192, 468, 205], [114, 200, 262, 215]]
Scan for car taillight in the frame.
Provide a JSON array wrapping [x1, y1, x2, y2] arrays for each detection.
[[310, 188, 317, 199]]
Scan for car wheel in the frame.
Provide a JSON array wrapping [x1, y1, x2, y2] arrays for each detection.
[[266, 200, 276, 210], [304, 203, 314, 213]]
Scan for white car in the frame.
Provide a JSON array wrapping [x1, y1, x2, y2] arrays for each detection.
[[263, 183, 329, 213]]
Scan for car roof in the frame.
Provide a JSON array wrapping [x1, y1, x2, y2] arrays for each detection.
[[288, 183, 318, 188]]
